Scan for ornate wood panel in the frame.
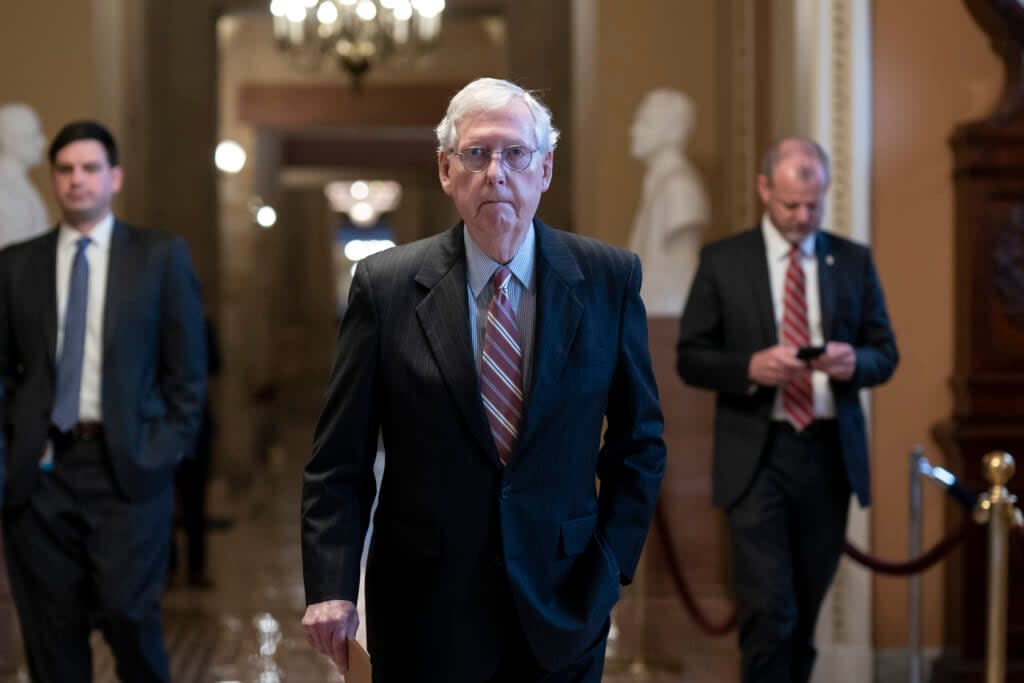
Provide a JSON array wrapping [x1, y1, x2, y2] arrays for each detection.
[[933, 1, 1024, 680]]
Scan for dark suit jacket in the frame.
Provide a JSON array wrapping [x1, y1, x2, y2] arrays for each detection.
[[302, 220, 666, 678], [0, 221, 207, 508], [676, 226, 898, 509]]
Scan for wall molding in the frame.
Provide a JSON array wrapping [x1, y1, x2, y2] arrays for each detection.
[[781, 1, 875, 680]]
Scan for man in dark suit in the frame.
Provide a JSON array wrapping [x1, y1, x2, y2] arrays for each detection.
[[0, 121, 206, 682], [301, 77, 666, 683], [677, 138, 898, 682]]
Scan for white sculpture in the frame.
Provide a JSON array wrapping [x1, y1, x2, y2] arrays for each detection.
[[628, 89, 709, 316], [0, 104, 49, 246]]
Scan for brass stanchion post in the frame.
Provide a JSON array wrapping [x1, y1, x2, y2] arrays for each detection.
[[971, 451, 1019, 683], [908, 446, 925, 683]]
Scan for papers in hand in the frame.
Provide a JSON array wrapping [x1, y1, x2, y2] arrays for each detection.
[[344, 639, 371, 683]]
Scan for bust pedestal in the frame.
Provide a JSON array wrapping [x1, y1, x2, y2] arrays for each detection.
[[608, 316, 738, 678]]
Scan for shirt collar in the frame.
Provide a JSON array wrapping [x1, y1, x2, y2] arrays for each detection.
[[464, 222, 536, 299], [59, 212, 114, 251], [760, 213, 816, 261]]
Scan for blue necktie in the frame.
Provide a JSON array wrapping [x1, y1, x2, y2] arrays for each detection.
[[51, 237, 90, 432]]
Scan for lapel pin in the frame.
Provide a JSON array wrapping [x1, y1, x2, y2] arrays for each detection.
[[825, 254, 834, 266]]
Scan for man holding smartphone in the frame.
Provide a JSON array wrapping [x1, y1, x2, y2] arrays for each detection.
[[676, 138, 898, 683]]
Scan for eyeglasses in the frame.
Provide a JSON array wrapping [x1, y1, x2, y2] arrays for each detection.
[[452, 145, 536, 173]]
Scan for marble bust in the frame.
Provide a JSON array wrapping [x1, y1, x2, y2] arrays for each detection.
[[628, 89, 709, 316], [0, 104, 49, 246]]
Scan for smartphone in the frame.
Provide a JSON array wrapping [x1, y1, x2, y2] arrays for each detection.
[[796, 345, 826, 361]]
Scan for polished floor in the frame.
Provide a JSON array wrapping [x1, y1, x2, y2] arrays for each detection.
[[0, 381, 734, 682]]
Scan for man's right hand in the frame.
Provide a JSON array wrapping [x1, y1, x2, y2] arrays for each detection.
[[748, 344, 809, 387], [301, 599, 359, 674]]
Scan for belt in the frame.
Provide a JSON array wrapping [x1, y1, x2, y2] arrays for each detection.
[[770, 419, 838, 438], [54, 421, 105, 442]]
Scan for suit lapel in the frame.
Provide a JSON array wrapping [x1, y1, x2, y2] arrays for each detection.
[[415, 226, 498, 465], [42, 230, 59, 366], [746, 227, 777, 346], [511, 221, 583, 467], [816, 231, 835, 340]]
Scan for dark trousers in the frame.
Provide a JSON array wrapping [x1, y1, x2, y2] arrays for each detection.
[[370, 558, 608, 683], [484, 567, 608, 683], [170, 446, 209, 578], [483, 621, 608, 683], [728, 421, 851, 683], [2, 438, 173, 683]]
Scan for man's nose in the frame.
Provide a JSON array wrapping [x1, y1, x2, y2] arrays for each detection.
[[484, 153, 506, 182]]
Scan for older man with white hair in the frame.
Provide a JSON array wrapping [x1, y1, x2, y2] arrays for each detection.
[[301, 77, 666, 683]]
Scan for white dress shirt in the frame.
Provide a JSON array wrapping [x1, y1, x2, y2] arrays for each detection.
[[56, 213, 113, 422], [761, 216, 835, 420]]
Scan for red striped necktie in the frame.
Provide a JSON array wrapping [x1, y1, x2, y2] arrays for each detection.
[[781, 246, 814, 431], [480, 266, 524, 464]]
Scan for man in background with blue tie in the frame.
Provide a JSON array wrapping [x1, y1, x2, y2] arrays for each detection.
[[676, 138, 899, 683], [301, 77, 666, 683], [0, 121, 206, 682]]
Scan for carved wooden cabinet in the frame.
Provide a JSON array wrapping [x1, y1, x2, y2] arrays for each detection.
[[933, 1, 1024, 680]]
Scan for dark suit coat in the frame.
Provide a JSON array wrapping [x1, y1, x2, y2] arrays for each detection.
[[302, 220, 666, 678], [676, 226, 898, 510], [0, 221, 207, 508]]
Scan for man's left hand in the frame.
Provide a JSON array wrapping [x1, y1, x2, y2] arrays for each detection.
[[810, 341, 856, 381], [301, 599, 359, 674]]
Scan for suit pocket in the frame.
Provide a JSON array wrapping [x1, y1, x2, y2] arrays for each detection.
[[560, 513, 597, 557]]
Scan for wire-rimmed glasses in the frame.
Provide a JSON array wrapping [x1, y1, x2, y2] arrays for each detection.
[[452, 145, 536, 173]]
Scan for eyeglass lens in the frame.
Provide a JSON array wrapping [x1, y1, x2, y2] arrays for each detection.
[[457, 146, 533, 172]]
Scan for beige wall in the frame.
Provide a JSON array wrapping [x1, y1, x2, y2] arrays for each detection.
[[0, 1, 101, 222], [871, 0, 1000, 649], [581, 0, 720, 247]]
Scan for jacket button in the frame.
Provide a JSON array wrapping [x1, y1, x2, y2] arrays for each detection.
[[500, 485, 512, 501]]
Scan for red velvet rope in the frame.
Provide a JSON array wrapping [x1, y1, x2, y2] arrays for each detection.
[[654, 503, 972, 637], [842, 524, 970, 575], [653, 502, 737, 637]]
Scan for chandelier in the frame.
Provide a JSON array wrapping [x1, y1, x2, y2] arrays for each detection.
[[269, 0, 446, 81]]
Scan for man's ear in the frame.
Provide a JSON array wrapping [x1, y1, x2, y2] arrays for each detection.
[[438, 150, 453, 196], [540, 150, 554, 192], [756, 173, 771, 204]]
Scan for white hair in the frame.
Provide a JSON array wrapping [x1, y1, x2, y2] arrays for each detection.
[[435, 77, 560, 153]]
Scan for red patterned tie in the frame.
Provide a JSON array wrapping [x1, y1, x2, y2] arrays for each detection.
[[782, 246, 814, 430], [480, 267, 524, 464]]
